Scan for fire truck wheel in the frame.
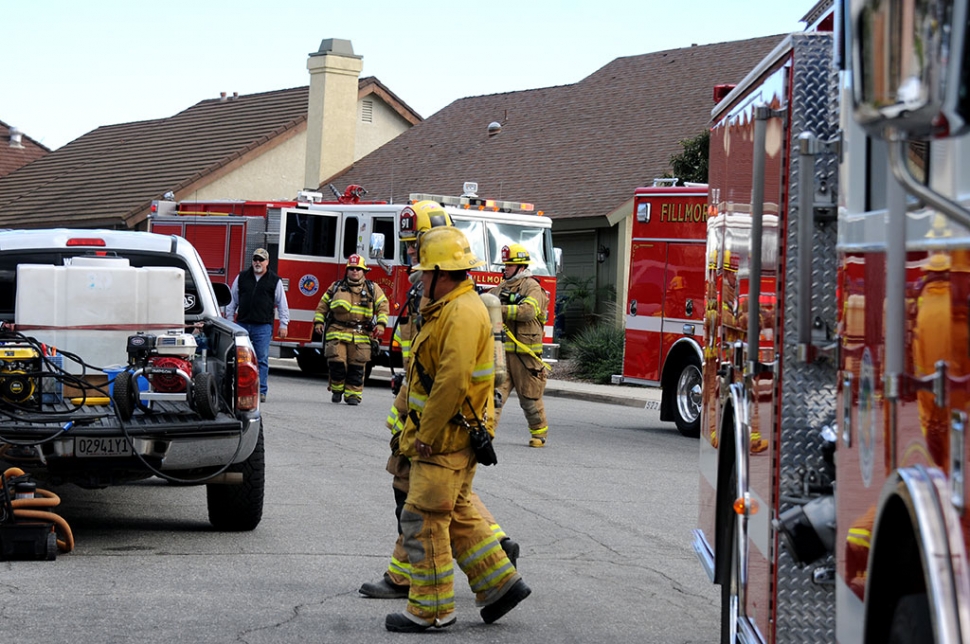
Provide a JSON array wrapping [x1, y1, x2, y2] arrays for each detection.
[[887, 593, 931, 643], [674, 356, 702, 438], [113, 371, 136, 421], [206, 423, 264, 531], [720, 468, 740, 644], [295, 349, 328, 376], [192, 372, 219, 420]]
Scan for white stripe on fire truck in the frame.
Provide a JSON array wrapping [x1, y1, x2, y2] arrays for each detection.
[[286, 310, 400, 326], [287, 310, 554, 348], [287, 309, 554, 343], [631, 236, 707, 244], [624, 316, 699, 334], [624, 315, 664, 333]]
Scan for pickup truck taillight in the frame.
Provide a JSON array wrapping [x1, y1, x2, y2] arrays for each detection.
[[236, 345, 260, 410]]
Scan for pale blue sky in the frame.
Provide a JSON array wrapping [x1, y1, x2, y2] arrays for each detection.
[[3, 1, 811, 150]]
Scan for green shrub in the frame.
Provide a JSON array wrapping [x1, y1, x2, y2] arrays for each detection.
[[568, 322, 625, 384]]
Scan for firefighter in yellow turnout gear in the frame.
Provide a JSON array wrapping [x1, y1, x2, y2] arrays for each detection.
[[385, 226, 530, 632], [313, 254, 389, 405], [489, 243, 551, 447], [362, 201, 519, 600]]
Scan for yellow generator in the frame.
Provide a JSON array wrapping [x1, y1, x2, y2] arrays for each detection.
[[0, 344, 42, 407]]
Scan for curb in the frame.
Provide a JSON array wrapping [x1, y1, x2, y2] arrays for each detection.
[[543, 386, 661, 409]]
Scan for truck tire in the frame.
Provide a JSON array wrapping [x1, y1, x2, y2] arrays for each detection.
[[887, 593, 932, 643], [206, 424, 264, 531], [720, 468, 739, 644], [674, 355, 702, 438], [295, 349, 328, 376], [192, 371, 218, 420], [113, 371, 136, 421]]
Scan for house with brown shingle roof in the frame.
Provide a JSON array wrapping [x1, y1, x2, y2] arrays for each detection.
[[0, 39, 420, 230], [326, 35, 783, 326], [0, 122, 48, 179]]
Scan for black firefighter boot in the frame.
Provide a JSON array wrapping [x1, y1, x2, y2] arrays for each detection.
[[329, 360, 346, 403], [345, 364, 364, 406], [360, 573, 409, 599]]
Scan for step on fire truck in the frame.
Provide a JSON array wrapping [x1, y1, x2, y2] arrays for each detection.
[[150, 183, 559, 374], [618, 180, 708, 437], [694, 0, 970, 642]]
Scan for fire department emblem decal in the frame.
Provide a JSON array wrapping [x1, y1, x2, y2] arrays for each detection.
[[858, 347, 875, 488], [183, 293, 196, 310], [299, 275, 320, 297]]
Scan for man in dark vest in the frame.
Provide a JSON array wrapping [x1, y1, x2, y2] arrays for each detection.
[[225, 248, 289, 402]]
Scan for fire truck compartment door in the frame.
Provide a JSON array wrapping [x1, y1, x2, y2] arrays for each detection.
[[151, 220, 247, 285], [624, 240, 666, 381]]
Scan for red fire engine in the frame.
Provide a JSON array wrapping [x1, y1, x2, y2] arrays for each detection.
[[150, 184, 559, 374], [619, 181, 708, 436], [694, 1, 970, 642]]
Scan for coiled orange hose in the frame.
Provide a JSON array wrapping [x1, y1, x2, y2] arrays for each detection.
[[3, 467, 74, 553]]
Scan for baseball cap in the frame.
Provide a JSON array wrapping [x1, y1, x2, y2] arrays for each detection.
[[253, 248, 269, 261]]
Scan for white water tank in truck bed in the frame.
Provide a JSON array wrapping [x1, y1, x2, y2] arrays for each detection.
[[14, 257, 185, 373]]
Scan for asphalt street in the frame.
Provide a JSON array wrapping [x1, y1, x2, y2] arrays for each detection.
[[0, 363, 714, 644]]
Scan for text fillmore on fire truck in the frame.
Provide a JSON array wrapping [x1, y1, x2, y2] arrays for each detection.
[[149, 183, 559, 375], [619, 180, 708, 437], [693, 0, 970, 642]]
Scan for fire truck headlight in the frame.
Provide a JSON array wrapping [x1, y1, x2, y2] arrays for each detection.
[[773, 494, 835, 567]]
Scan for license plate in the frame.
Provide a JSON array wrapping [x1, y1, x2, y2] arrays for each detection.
[[75, 437, 132, 458]]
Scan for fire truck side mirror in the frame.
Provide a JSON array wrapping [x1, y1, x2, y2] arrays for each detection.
[[852, 0, 970, 139], [554, 248, 563, 275], [369, 233, 385, 260]]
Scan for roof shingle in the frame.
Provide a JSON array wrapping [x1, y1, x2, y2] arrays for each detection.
[[0, 121, 49, 180], [0, 87, 310, 229], [328, 35, 783, 221]]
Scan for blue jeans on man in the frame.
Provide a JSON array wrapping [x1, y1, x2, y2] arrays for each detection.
[[240, 323, 272, 395]]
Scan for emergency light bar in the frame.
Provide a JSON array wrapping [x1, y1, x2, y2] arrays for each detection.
[[409, 193, 535, 214]]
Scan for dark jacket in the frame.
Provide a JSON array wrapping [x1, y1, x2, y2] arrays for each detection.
[[237, 268, 281, 324]]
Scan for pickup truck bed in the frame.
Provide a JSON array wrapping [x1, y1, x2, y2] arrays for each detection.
[[0, 229, 265, 531]]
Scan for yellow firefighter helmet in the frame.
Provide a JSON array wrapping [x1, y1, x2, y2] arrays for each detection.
[[416, 227, 484, 271], [501, 243, 531, 265], [346, 254, 370, 271], [401, 200, 453, 241]]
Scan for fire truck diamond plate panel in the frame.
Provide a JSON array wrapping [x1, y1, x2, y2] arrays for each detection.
[[776, 33, 838, 643]]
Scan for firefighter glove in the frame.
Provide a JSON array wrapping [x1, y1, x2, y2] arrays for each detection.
[[314, 323, 324, 335]]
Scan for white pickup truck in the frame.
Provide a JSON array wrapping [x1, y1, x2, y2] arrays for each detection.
[[0, 229, 264, 531]]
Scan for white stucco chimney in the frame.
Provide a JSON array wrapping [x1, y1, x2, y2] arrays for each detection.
[[304, 38, 363, 190]]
